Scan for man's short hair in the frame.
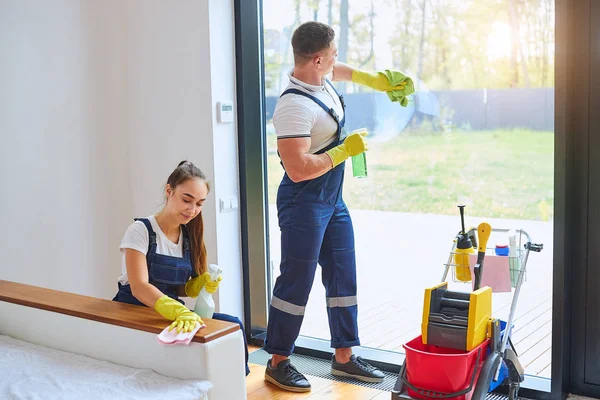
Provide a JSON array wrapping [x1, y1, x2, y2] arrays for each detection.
[[291, 21, 335, 65]]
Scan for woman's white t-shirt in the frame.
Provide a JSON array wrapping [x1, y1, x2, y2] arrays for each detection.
[[117, 215, 183, 285]]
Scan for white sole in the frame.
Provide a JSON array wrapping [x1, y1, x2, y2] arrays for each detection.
[[264, 373, 312, 393], [331, 368, 385, 383]]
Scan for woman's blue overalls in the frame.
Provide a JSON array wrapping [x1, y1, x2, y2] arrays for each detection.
[[113, 218, 250, 375], [265, 81, 360, 356]]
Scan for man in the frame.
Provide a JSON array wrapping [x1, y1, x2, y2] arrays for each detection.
[[264, 21, 412, 392]]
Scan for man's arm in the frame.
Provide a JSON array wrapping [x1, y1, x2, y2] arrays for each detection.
[[278, 137, 333, 183], [331, 62, 355, 82], [333, 62, 411, 93]]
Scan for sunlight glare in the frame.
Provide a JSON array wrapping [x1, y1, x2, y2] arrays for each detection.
[[487, 21, 512, 61]]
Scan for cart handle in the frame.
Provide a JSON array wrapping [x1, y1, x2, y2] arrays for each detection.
[[399, 348, 482, 399]]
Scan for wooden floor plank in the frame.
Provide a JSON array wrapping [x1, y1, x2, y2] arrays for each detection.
[[525, 345, 553, 376], [307, 381, 384, 400], [512, 310, 551, 338], [372, 392, 393, 399], [519, 331, 553, 368], [515, 319, 552, 358]]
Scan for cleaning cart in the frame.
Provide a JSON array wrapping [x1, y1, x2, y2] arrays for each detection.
[[391, 207, 543, 400]]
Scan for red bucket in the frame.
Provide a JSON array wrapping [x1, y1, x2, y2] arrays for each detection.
[[402, 336, 489, 400]]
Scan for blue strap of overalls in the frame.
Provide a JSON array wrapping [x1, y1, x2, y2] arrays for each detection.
[[279, 80, 345, 138], [134, 218, 192, 263], [279, 80, 346, 159]]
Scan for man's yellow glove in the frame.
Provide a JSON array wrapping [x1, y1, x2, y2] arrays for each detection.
[[154, 295, 203, 333], [326, 130, 368, 168], [185, 272, 223, 298], [352, 69, 415, 107], [352, 69, 408, 92]]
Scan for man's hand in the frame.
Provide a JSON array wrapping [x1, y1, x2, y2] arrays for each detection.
[[325, 130, 369, 168]]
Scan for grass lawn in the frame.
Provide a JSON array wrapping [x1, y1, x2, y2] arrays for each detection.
[[266, 129, 554, 220]]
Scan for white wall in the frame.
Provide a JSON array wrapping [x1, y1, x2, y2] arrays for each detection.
[[0, 0, 244, 319]]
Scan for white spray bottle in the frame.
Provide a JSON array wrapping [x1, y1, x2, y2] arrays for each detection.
[[194, 263, 222, 319], [508, 230, 520, 287]]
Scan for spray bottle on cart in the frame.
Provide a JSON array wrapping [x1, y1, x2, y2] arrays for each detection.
[[454, 204, 476, 282]]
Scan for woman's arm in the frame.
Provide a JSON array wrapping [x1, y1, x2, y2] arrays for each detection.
[[176, 285, 187, 297], [126, 249, 165, 307]]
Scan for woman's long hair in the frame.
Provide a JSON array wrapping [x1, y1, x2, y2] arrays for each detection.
[[165, 160, 209, 276]]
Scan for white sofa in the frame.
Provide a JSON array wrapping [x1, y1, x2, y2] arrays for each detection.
[[0, 280, 247, 400]]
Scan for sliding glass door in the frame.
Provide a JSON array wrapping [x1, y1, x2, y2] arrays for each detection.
[[236, 0, 561, 394]]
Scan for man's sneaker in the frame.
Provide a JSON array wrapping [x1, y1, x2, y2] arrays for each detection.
[[331, 355, 385, 383], [265, 359, 311, 392]]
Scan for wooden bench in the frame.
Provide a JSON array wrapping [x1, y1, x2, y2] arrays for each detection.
[[0, 280, 247, 399]]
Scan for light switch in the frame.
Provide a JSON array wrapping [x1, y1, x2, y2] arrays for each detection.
[[219, 196, 239, 213], [217, 101, 234, 123]]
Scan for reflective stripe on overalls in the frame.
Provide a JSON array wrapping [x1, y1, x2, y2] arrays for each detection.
[[112, 218, 193, 306], [265, 80, 360, 356]]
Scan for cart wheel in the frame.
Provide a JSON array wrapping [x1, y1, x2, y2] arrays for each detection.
[[508, 383, 520, 400], [472, 352, 502, 400]]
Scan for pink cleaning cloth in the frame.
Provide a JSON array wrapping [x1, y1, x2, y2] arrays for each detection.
[[468, 254, 512, 293], [157, 322, 205, 345]]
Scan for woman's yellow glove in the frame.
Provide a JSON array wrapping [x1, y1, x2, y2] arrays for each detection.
[[185, 272, 223, 297], [153, 295, 203, 333], [204, 275, 223, 294], [351, 69, 408, 92], [326, 130, 369, 168]]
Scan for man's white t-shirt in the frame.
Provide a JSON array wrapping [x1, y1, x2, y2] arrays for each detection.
[[117, 215, 184, 285], [273, 71, 345, 154]]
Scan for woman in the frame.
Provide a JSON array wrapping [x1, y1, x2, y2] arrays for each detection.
[[113, 160, 249, 375]]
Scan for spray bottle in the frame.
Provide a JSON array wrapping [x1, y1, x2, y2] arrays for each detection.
[[454, 205, 476, 282], [508, 230, 520, 287], [194, 264, 223, 319]]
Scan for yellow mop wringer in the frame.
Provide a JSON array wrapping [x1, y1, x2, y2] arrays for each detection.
[[422, 220, 493, 351]]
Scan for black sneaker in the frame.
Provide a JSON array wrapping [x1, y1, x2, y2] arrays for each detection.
[[331, 355, 385, 383], [265, 359, 311, 392]]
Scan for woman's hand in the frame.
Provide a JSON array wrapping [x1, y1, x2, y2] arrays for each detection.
[[204, 275, 223, 294], [154, 295, 203, 333], [185, 272, 223, 297]]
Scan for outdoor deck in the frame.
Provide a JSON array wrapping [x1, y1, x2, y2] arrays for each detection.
[[268, 207, 554, 379]]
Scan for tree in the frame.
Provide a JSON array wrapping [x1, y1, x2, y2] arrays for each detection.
[[309, 0, 320, 20], [509, 0, 531, 87], [417, 0, 427, 79]]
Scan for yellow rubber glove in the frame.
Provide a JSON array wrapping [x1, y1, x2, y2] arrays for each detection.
[[154, 295, 203, 333], [326, 130, 369, 168], [185, 272, 223, 297], [184, 272, 208, 298], [204, 275, 223, 294], [352, 69, 409, 92]]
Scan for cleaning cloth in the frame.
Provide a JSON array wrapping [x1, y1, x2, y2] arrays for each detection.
[[382, 70, 415, 107], [157, 322, 204, 345]]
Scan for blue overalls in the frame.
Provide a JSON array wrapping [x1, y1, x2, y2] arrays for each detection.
[[265, 81, 360, 356], [113, 218, 250, 375]]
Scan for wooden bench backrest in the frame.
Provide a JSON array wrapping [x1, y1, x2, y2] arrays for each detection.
[[0, 280, 239, 343]]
